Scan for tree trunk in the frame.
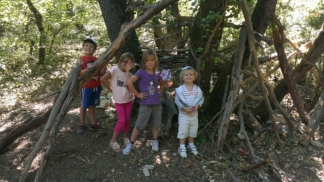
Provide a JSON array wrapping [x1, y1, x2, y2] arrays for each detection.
[[253, 24, 324, 122], [98, 0, 142, 63], [26, 0, 46, 64], [204, 0, 278, 117], [189, 0, 226, 96]]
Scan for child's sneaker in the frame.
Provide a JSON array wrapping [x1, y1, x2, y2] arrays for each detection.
[[187, 145, 198, 155], [89, 123, 101, 130], [110, 141, 121, 152], [77, 123, 86, 134], [178, 147, 187, 158], [150, 140, 159, 152], [122, 142, 133, 155], [123, 138, 130, 146]]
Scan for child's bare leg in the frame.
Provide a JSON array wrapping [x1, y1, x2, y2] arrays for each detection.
[[88, 106, 96, 125], [188, 137, 195, 144], [130, 127, 140, 143], [79, 107, 87, 123], [123, 132, 128, 139], [151, 126, 159, 140], [111, 132, 119, 143], [179, 138, 186, 145]]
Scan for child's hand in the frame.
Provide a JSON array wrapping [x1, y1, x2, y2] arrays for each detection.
[[125, 60, 135, 72], [136, 92, 147, 100], [182, 107, 193, 113], [192, 105, 200, 111]]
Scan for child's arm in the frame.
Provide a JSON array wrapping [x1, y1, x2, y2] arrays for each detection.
[[158, 79, 167, 94], [100, 71, 113, 92], [99, 65, 107, 76], [125, 60, 135, 81], [192, 87, 204, 111], [127, 75, 147, 100], [175, 89, 193, 113]]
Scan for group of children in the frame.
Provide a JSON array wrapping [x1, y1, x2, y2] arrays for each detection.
[[79, 38, 204, 158]]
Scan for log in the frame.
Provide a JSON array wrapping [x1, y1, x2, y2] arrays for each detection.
[[241, 0, 281, 144], [19, 65, 76, 182], [0, 108, 52, 152], [217, 27, 246, 149], [34, 63, 81, 182], [272, 18, 309, 125], [253, 24, 324, 122], [300, 90, 324, 145], [243, 158, 273, 172]]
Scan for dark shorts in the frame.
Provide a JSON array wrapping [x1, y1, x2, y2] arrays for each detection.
[[80, 86, 102, 108], [135, 105, 162, 130]]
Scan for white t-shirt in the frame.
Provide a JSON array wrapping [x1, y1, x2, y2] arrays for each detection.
[[108, 66, 134, 103], [179, 85, 198, 116]]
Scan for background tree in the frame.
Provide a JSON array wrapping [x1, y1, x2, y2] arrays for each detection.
[[98, 0, 142, 63]]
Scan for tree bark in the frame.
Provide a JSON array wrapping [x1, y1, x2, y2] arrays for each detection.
[[0, 108, 52, 152], [189, 0, 226, 97], [241, 0, 281, 144], [98, 0, 142, 63], [217, 27, 246, 149], [204, 0, 278, 117], [253, 24, 324, 122], [272, 18, 309, 125], [26, 0, 46, 64]]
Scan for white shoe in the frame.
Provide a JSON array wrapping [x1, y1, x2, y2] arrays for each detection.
[[122, 143, 133, 155], [187, 145, 198, 155], [178, 147, 187, 158], [151, 140, 159, 152]]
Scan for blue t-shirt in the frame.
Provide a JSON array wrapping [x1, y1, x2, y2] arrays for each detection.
[[135, 69, 161, 105]]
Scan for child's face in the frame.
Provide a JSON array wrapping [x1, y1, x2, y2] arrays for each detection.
[[83, 42, 95, 56], [144, 55, 156, 70], [182, 70, 196, 83], [120, 58, 131, 71]]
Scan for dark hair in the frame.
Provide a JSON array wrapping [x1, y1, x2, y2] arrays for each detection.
[[83, 38, 97, 50], [140, 49, 158, 71], [118, 53, 135, 64]]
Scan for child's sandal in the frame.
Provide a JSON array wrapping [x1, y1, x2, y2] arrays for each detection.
[[110, 141, 121, 152]]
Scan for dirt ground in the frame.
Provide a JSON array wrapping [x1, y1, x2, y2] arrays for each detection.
[[1, 95, 324, 182]]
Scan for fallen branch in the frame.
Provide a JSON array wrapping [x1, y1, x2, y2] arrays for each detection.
[[243, 158, 274, 172]]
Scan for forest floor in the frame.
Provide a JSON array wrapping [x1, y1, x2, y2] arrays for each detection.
[[1, 91, 324, 182]]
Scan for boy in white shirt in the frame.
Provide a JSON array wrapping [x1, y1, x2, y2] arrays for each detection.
[[175, 66, 204, 158]]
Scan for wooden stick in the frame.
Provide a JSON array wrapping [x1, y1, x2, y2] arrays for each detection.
[[243, 158, 274, 172], [241, 0, 281, 144], [34, 64, 81, 182]]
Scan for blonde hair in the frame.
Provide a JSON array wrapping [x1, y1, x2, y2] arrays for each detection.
[[118, 52, 135, 65], [140, 49, 158, 71], [179, 66, 198, 81]]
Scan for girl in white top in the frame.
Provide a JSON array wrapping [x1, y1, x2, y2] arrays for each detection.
[[101, 53, 135, 152], [175, 66, 204, 158]]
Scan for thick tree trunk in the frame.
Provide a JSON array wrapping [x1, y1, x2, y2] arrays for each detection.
[[98, 0, 142, 63], [253, 24, 324, 122], [26, 0, 46, 64], [204, 0, 278, 117], [189, 0, 226, 96]]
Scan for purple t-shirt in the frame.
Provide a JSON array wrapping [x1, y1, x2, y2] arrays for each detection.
[[135, 69, 161, 105]]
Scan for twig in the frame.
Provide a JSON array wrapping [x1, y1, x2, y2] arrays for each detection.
[[243, 158, 274, 172]]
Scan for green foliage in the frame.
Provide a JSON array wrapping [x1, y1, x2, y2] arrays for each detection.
[[306, 0, 324, 29], [0, 0, 107, 108]]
